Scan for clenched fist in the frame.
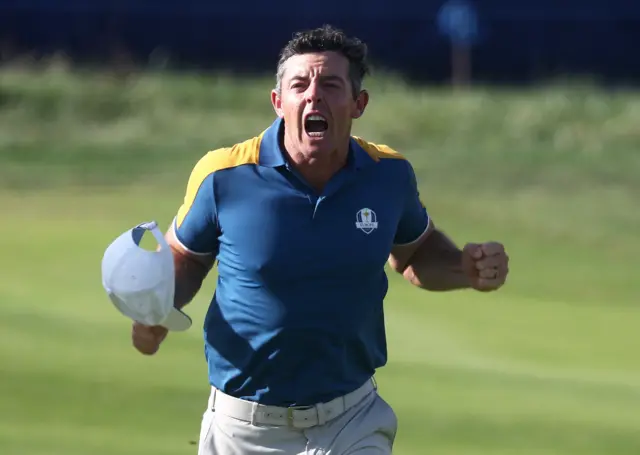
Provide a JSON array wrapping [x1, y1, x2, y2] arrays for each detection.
[[132, 322, 168, 355], [462, 242, 509, 292]]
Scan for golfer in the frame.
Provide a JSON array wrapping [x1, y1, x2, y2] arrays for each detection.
[[131, 25, 509, 454]]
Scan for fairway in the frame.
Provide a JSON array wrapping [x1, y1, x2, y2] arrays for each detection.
[[1, 68, 639, 455]]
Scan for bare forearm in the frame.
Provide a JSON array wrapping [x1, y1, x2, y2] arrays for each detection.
[[402, 229, 471, 291]]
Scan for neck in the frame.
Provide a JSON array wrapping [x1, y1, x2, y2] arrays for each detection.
[[282, 136, 350, 192]]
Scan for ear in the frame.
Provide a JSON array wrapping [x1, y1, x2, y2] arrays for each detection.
[[352, 90, 369, 119], [271, 89, 284, 118]]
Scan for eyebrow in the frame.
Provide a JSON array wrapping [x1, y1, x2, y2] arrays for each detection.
[[289, 75, 346, 85]]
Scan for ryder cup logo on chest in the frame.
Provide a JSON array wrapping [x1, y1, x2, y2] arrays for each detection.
[[355, 208, 378, 234]]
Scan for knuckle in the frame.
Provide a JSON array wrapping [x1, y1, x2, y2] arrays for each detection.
[[133, 332, 151, 342], [134, 342, 158, 355]]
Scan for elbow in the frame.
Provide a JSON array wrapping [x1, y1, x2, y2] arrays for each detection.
[[400, 264, 428, 289], [388, 257, 424, 288], [388, 256, 410, 275]]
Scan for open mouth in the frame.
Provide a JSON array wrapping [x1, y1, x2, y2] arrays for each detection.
[[304, 114, 328, 137]]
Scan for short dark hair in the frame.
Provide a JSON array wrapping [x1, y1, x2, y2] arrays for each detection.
[[275, 25, 370, 99]]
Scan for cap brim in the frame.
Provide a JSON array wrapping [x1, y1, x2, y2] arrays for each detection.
[[160, 308, 192, 332]]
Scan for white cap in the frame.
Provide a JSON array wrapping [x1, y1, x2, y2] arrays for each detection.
[[101, 221, 192, 331]]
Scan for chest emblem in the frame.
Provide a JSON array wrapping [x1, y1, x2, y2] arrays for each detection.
[[355, 208, 379, 234]]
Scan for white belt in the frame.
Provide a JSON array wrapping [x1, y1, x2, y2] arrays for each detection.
[[209, 378, 376, 429]]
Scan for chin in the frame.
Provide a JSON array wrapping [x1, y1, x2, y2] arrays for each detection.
[[303, 137, 334, 156]]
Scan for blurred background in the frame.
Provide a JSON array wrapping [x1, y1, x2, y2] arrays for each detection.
[[1, 1, 639, 455]]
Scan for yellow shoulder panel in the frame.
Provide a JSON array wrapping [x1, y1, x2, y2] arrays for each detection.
[[176, 135, 261, 228], [196, 135, 262, 177], [352, 136, 407, 161]]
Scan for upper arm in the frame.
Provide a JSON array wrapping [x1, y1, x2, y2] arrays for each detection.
[[166, 223, 215, 271], [388, 159, 433, 272], [170, 155, 220, 269]]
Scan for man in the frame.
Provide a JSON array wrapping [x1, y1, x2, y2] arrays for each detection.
[[132, 25, 509, 454]]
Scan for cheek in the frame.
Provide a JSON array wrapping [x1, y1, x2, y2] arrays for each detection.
[[332, 101, 357, 123], [328, 94, 357, 115], [282, 97, 302, 120]]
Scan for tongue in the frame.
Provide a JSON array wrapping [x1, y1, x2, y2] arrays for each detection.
[[306, 120, 327, 133]]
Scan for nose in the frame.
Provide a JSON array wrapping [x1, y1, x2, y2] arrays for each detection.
[[304, 80, 322, 104]]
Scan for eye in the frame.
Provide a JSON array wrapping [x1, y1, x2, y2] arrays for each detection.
[[324, 80, 340, 87]]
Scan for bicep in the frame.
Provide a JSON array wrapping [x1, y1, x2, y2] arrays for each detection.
[[389, 219, 434, 273], [165, 223, 214, 308], [388, 159, 433, 272], [173, 165, 220, 257], [164, 155, 225, 307], [166, 223, 215, 271], [168, 190, 217, 288]]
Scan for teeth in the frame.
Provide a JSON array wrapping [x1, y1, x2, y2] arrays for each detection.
[[307, 115, 326, 122]]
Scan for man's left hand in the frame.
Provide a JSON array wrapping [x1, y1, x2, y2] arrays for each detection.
[[462, 242, 509, 292]]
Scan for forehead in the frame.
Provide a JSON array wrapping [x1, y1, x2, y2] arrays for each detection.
[[282, 51, 350, 81]]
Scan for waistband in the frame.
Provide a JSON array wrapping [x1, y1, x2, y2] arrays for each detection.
[[208, 378, 377, 429]]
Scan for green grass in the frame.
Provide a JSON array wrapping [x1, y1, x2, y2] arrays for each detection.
[[1, 66, 639, 455]]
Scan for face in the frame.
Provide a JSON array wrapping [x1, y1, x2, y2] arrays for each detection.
[[271, 51, 369, 159]]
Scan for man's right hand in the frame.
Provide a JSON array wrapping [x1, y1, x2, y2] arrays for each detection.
[[132, 322, 168, 355]]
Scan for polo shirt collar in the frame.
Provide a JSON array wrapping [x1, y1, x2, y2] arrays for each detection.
[[258, 117, 287, 167], [349, 136, 377, 170], [258, 117, 376, 171]]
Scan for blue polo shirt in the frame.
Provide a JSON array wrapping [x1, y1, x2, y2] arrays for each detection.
[[173, 117, 430, 406]]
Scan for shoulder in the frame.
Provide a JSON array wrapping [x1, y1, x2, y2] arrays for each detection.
[[185, 135, 262, 189], [352, 136, 416, 180], [353, 136, 408, 163], [352, 136, 408, 162], [191, 136, 261, 177]]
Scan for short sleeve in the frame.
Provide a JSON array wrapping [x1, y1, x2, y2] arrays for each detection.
[[173, 156, 220, 255], [393, 160, 431, 245]]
